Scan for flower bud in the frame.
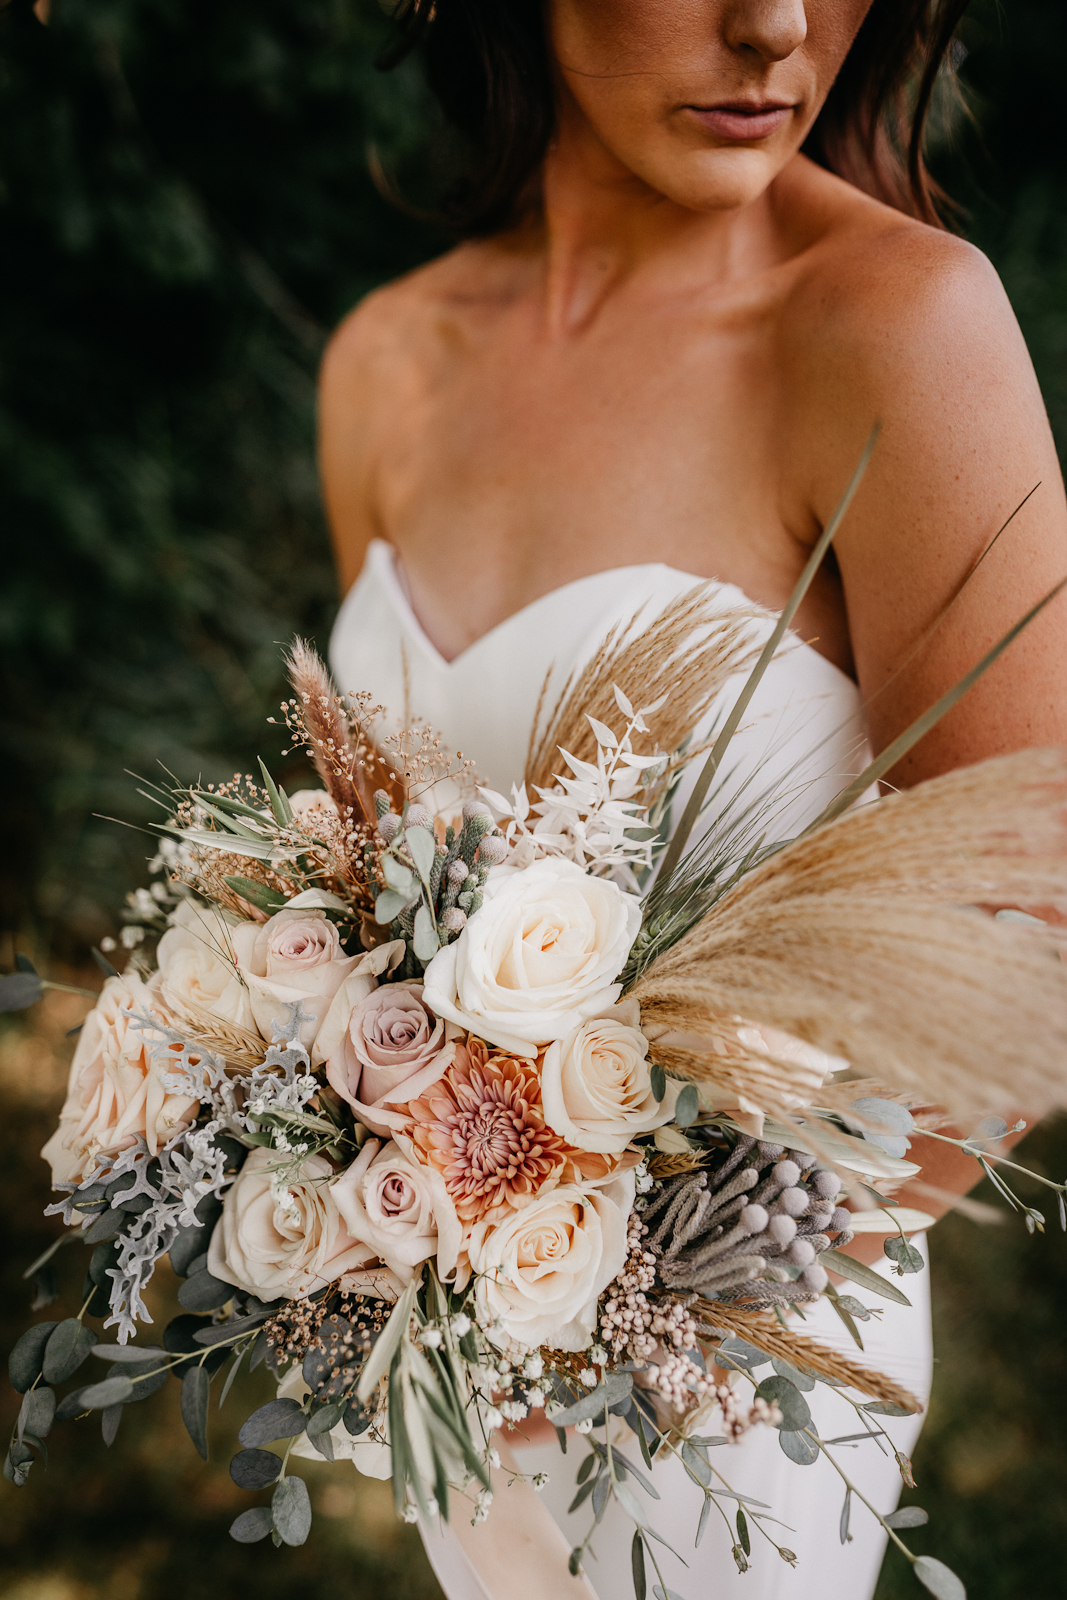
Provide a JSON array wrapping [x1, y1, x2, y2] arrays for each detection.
[[405, 803, 434, 830], [378, 813, 401, 843], [477, 834, 508, 866], [441, 907, 468, 933]]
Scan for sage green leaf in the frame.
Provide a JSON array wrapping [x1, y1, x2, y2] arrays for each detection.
[[615, 1482, 649, 1529], [224, 875, 287, 912], [914, 1556, 967, 1600], [258, 758, 293, 825], [650, 1065, 666, 1102], [770, 1357, 815, 1392], [821, 1250, 912, 1306], [8, 1322, 59, 1392], [779, 1430, 819, 1466], [357, 1278, 417, 1404], [863, 1401, 914, 1418], [375, 888, 411, 924], [884, 1506, 928, 1529], [674, 1084, 699, 1129], [632, 1531, 646, 1600], [100, 1403, 123, 1446], [78, 1375, 135, 1409], [181, 1365, 210, 1459], [382, 855, 417, 896], [177, 1270, 234, 1313], [736, 1506, 751, 1556], [42, 1319, 97, 1384], [0, 971, 43, 1010], [883, 1237, 925, 1274], [756, 1376, 810, 1432], [238, 1398, 306, 1447], [413, 904, 440, 961], [550, 1373, 633, 1428], [405, 826, 436, 885], [568, 1478, 595, 1515], [18, 1386, 55, 1442], [231, 1448, 282, 1488], [680, 1442, 711, 1487], [229, 1507, 274, 1544]]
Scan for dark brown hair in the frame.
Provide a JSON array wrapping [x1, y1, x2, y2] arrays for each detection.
[[380, 0, 970, 236]]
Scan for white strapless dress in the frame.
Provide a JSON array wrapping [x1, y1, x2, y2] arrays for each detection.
[[329, 539, 933, 1600]]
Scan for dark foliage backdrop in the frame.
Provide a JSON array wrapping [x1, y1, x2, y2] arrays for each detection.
[[1, 1, 1066, 1597]]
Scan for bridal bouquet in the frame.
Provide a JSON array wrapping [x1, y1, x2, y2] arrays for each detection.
[[7, 466, 1067, 1600]]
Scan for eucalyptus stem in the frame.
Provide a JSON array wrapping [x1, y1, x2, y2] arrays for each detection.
[[803, 1429, 916, 1566]]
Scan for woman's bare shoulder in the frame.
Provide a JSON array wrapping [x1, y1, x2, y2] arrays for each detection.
[[780, 162, 1021, 389], [321, 238, 528, 397]]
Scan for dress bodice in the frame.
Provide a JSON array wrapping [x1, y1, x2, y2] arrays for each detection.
[[328, 539, 870, 841]]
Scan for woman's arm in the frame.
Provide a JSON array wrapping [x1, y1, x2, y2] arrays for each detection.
[[797, 225, 1067, 786]]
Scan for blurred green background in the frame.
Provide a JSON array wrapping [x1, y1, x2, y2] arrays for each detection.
[[1, 0, 1066, 1595]]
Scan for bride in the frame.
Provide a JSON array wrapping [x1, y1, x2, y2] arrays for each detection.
[[319, 0, 1067, 1595]]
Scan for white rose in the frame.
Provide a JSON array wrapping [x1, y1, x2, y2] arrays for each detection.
[[330, 1138, 461, 1284], [276, 1365, 392, 1479], [208, 1148, 376, 1298], [155, 899, 258, 1032], [41, 973, 200, 1186], [231, 906, 359, 1049], [541, 999, 680, 1153], [467, 1172, 634, 1351], [422, 859, 641, 1056]]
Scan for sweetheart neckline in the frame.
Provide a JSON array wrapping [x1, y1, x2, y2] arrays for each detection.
[[341, 539, 858, 693]]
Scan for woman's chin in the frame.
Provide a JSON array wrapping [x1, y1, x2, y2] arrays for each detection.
[[623, 139, 796, 215]]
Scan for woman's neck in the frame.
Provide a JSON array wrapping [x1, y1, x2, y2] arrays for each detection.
[[536, 92, 789, 336]]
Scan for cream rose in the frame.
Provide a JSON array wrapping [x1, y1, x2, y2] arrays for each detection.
[[41, 973, 200, 1187], [155, 899, 257, 1032], [318, 979, 454, 1137], [208, 1148, 375, 1298], [467, 1172, 634, 1350], [276, 1365, 392, 1479], [330, 1138, 461, 1284], [287, 789, 340, 829], [422, 858, 641, 1056], [541, 1000, 680, 1153], [231, 906, 359, 1049]]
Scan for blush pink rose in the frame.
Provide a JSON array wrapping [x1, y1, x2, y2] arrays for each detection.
[[231, 906, 359, 1050], [318, 981, 455, 1138]]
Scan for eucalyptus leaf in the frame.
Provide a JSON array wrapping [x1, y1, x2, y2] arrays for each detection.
[[405, 827, 436, 885], [413, 904, 440, 962], [42, 1319, 97, 1384], [78, 1375, 135, 1409], [375, 889, 412, 924], [821, 1250, 912, 1307], [93, 1343, 166, 1364], [177, 1270, 234, 1313], [883, 1237, 925, 1274], [101, 1404, 123, 1447], [229, 1507, 274, 1544], [715, 1338, 771, 1370], [914, 1556, 967, 1600], [182, 1365, 210, 1460], [779, 1430, 819, 1466], [224, 875, 287, 912], [18, 1387, 55, 1442], [615, 1482, 649, 1529], [230, 1448, 282, 1489], [756, 1376, 810, 1432], [8, 1322, 59, 1392], [551, 1372, 633, 1428], [736, 1506, 751, 1557], [863, 1401, 915, 1417], [650, 1065, 666, 1102], [680, 1442, 711, 1487], [381, 854, 417, 895], [674, 1084, 699, 1129], [307, 1401, 346, 1437], [632, 1531, 647, 1600], [357, 1279, 417, 1404], [239, 1398, 307, 1447], [770, 1357, 815, 1392], [839, 1486, 851, 1545], [567, 1478, 595, 1515], [883, 1506, 928, 1529], [0, 971, 43, 1010], [696, 1496, 711, 1548], [84, 1207, 125, 1244]]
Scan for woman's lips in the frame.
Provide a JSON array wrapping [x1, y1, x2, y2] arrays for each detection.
[[687, 104, 794, 142]]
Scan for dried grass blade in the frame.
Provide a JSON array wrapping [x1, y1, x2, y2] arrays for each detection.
[[656, 424, 879, 884]]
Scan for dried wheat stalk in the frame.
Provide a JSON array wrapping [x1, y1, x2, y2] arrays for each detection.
[[161, 997, 267, 1075], [286, 639, 401, 824], [693, 1298, 923, 1412], [633, 749, 1067, 1120], [524, 585, 765, 793]]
